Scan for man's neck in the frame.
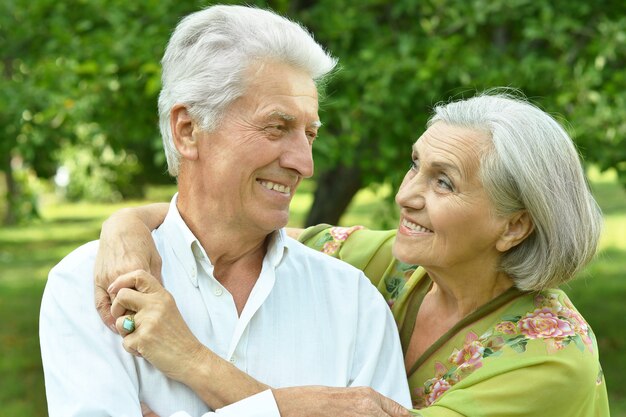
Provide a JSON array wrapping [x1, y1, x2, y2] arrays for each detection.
[[176, 195, 270, 315]]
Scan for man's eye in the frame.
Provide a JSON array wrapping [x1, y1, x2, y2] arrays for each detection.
[[265, 125, 286, 136], [409, 160, 418, 171]]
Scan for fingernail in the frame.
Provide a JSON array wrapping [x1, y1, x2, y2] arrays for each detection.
[[107, 283, 114, 293]]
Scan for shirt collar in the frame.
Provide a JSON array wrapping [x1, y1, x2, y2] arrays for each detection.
[[158, 193, 289, 287], [158, 194, 202, 286], [265, 227, 288, 269]]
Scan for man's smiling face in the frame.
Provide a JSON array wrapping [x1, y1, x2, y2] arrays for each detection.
[[191, 60, 320, 235]]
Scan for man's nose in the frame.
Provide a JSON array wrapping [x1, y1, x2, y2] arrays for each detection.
[[281, 131, 314, 178]]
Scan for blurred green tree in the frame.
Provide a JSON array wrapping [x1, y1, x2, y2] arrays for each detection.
[[299, 0, 626, 224], [1, 0, 203, 223], [1, 0, 624, 225]]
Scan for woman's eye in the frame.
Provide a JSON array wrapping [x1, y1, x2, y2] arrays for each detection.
[[409, 160, 419, 171], [437, 177, 454, 191]]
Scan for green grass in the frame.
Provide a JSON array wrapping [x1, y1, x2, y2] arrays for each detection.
[[1, 172, 625, 416], [565, 168, 626, 415], [0, 192, 172, 416]]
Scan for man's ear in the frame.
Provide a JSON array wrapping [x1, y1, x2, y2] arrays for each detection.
[[170, 104, 199, 160], [496, 211, 534, 252]]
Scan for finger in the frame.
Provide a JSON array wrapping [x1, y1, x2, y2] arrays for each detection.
[[116, 315, 144, 357], [95, 284, 118, 333], [141, 402, 161, 417], [111, 288, 146, 319], [115, 314, 137, 337], [108, 270, 162, 297], [122, 333, 143, 358], [378, 392, 411, 417]]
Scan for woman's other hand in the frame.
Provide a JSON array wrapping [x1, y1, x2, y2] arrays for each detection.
[[273, 386, 411, 417], [141, 403, 161, 417]]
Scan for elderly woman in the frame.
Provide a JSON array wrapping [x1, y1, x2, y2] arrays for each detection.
[[96, 92, 609, 416]]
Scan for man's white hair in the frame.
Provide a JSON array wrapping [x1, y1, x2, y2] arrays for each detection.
[[158, 5, 337, 176]]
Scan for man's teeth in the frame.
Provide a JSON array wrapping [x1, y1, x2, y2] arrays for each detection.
[[259, 180, 291, 194], [402, 218, 432, 233]]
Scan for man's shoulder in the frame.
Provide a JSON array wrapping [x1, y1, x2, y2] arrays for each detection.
[[48, 240, 99, 286], [281, 236, 393, 314], [281, 236, 382, 299], [283, 235, 362, 273], [41, 241, 101, 324]]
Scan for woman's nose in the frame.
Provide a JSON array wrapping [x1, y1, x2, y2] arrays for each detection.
[[395, 173, 426, 210]]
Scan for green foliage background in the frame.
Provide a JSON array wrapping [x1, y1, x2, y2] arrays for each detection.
[[1, 0, 625, 223], [1, 0, 625, 415]]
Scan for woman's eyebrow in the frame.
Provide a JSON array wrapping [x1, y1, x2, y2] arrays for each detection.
[[413, 147, 462, 177], [431, 161, 462, 177]]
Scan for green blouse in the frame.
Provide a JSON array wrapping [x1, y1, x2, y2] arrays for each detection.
[[299, 225, 610, 416]]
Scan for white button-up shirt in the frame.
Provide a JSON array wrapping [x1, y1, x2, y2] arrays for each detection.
[[40, 196, 410, 417]]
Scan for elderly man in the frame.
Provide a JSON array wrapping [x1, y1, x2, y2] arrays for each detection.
[[39, 5, 410, 417]]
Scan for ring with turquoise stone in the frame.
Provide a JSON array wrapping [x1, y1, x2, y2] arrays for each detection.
[[122, 315, 135, 333]]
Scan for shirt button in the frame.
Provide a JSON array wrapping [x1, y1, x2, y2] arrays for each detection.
[[229, 357, 236, 364], [214, 288, 223, 296]]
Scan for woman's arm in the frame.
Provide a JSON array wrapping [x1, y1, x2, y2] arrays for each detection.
[[94, 203, 168, 330], [95, 210, 408, 415], [96, 209, 306, 329], [110, 271, 409, 417]]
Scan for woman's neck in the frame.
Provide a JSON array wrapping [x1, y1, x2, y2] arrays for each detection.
[[424, 265, 515, 320]]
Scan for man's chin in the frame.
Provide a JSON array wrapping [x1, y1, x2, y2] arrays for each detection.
[[256, 211, 290, 233]]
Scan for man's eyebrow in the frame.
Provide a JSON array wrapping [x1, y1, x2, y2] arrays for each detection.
[[268, 111, 296, 121], [268, 111, 322, 128]]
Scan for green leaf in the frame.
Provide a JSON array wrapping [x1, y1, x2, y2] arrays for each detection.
[[509, 339, 528, 353], [483, 348, 503, 358], [571, 334, 586, 352], [506, 335, 529, 353]]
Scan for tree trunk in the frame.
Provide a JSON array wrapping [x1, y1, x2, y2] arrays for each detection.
[[305, 165, 362, 226], [2, 153, 18, 225]]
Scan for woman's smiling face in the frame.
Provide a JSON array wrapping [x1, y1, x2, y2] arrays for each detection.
[[393, 122, 510, 271]]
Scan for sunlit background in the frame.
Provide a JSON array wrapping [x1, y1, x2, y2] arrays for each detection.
[[1, 1, 625, 415]]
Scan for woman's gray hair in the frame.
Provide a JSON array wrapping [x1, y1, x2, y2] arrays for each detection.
[[428, 90, 603, 291], [158, 5, 337, 176]]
